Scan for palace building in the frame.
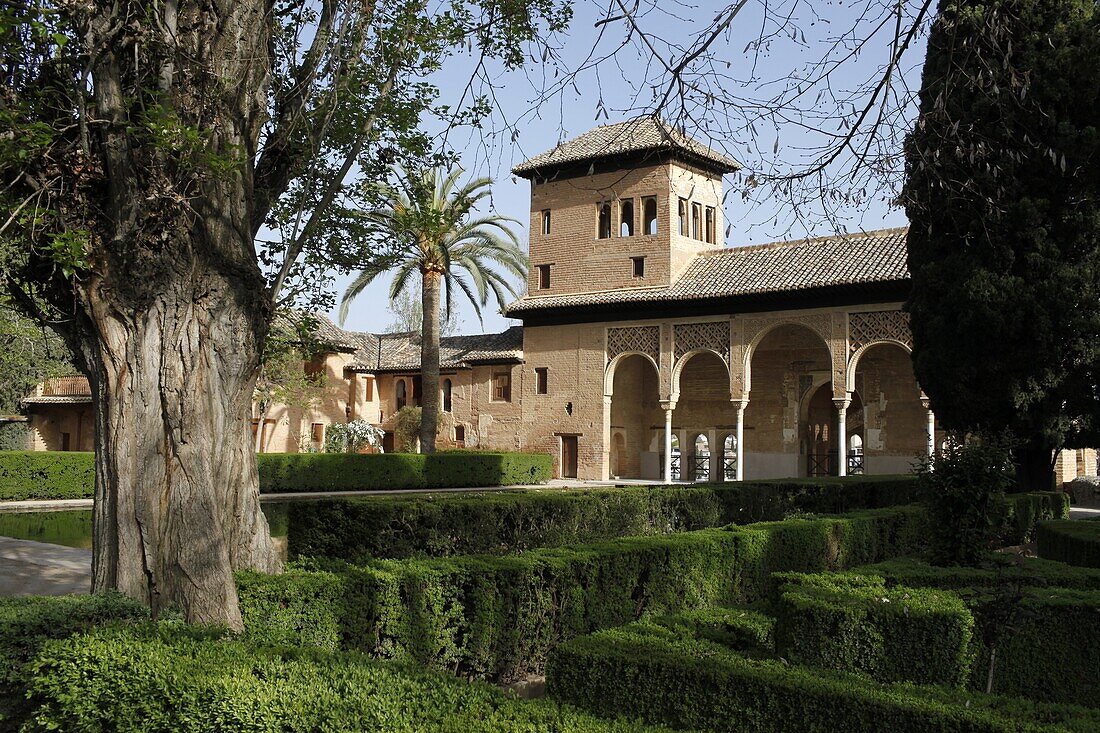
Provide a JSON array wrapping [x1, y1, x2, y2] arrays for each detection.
[[22, 117, 1097, 485]]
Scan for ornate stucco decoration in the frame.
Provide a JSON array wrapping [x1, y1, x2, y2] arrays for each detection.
[[673, 321, 731, 364], [606, 325, 661, 364], [848, 310, 912, 353]]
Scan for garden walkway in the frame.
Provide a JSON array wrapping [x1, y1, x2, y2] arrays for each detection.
[[0, 536, 90, 596]]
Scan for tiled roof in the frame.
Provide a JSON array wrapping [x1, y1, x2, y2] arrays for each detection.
[[505, 227, 910, 314], [23, 395, 93, 405], [274, 312, 365, 352], [512, 117, 742, 177], [352, 326, 524, 371]]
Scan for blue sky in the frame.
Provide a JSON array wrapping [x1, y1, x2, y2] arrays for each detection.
[[335, 0, 925, 336]]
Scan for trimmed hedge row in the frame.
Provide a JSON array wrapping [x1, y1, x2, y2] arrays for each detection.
[[0, 450, 553, 501], [774, 574, 975, 688], [237, 506, 928, 681], [1036, 518, 1100, 568], [546, 618, 1100, 733], [997, 492, 1071, 545], [288, 475, 920, 561], [13, 621, 665, 733], [0, 451, 95, 501], [844, 558, 1100, 708]]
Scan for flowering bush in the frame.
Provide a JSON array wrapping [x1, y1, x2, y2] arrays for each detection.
[[324, 420, 385, 454]]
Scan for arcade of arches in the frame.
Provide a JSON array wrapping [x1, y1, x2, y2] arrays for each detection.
[[603, 309, 934, 482]]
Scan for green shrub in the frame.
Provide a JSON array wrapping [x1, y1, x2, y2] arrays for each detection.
[[239, 506, 928, 681], [1036, 518, 1100, 568], [0, 593, 148, 726], [774, 578, 975, 687], [287, 476, 920, 561], [853, 557, 1100, 707], [998, 492, 1071, 545], [258, 451, 552, 492], [546, 620, 1100, 733], [919, 437, 1016, 565], [855, 555, 1100, 591], [0, 451, 95, 500], [0, 450, 553, 501], [20, 625, 666, 733]]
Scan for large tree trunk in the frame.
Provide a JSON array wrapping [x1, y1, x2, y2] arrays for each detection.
[[420, 270, 442, 453], [74, 0, 281, 629]]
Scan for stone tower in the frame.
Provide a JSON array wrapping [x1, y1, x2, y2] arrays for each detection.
[[512, 117, 742, 300]]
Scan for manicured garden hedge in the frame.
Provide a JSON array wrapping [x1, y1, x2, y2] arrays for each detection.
[[837, 558, 1100, 708], [11, 620, 664, 733], [0, 450, 553, 501], [546, 617, 1100, 733], [0, 451, 95, 501], [238, 505, 928, 681], [774, 575, 975, 688], [997, 491, 1071, 545], [287, 475, 920, 561], [1036, 518, 1100, 568]]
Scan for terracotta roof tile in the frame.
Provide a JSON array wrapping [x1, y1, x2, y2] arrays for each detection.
[[505, 227, 909, 314], [513, 117, 741, 177]]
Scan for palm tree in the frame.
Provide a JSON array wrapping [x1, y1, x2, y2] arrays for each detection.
[[339, 166, 526, 453]]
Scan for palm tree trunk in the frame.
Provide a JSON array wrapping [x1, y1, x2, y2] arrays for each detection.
[[420, 270, 442, 453]]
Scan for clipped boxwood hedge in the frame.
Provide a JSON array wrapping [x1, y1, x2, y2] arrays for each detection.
[[998, 492, 1071, 545], [0, 451, 95, 501], [238, 505, 928, 681], [19, 624, 666, 733], [774, 575, 975, 688], [287, 475, 920, 561], [546, 618, 1100, 733], [1036, 518, 1100, 568], [0, 450, 553, 501], [848, 558, 1100, 708]]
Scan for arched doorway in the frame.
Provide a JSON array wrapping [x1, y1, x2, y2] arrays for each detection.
[[851, 343, 925, 474], [744, 324, 833, 479], [723, 433, 737, 481], [803, 384, 864, 477], [670, 433, 682, 481], [608, 354, 663, 479], [673, 350, 732, 481]]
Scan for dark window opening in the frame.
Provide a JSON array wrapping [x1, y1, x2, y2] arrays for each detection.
[[691, 203, 702, 240], [455, 425, 465, 446], [311, 423, 324, 450], [678, 198, 688, 236], [537, 264, 551, 290], [598, 202, 612, 239], [395, 380, 407, 410], [705, 206, 716, 244], [492, 369, 512, 402], [412, 376, 422, 403], [620, 199, 634, 237], [541, 210, 551, 235], [632, 256, 645, 278], [442, 378, 453, 413], [643, 197, 657, 235], [535, 367, 548, 394]]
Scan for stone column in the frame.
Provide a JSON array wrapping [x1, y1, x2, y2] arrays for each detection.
[[734, 399, 748, 481], [922, 398, 935, 457], [602, 394, 613, 481], [661, 401, 675, 484], [834, 397, 851, 477]]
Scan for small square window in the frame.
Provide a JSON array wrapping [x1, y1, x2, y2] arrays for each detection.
[[631, 257, 645, 278], [541, 210, 551, 235], [537, 264, 551, 290], [535, 367, 548, 395]]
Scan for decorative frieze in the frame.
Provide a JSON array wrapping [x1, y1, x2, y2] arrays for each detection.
[[673, 320, 730, 363], [848, 310, 912, 353], [606, 325, 661, 364]]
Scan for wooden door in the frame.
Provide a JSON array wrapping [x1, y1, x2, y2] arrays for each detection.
[[561, 436, 579, 479]]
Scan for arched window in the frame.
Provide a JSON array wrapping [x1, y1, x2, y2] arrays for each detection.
[[849, 434, 863, 455], [442, 379, 452, 413], [620, 199, 634, 236], [723, 434, 737, 481], [693, 434, 710, 482], [643, 197, 658, 235], [670, 434, 681, 482], [395, 379, 407, 410], [598, 202, 612, 239]]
